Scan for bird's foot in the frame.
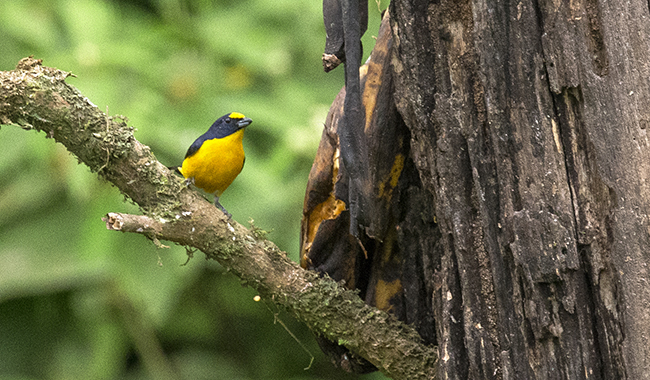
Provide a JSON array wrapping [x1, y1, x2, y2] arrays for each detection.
[[214, 198, 232, 219]]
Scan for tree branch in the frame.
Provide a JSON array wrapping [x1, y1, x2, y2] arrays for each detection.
[[0, 57, 437, 380]]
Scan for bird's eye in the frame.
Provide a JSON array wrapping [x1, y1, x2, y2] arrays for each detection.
[[225, 118, 231, 123]]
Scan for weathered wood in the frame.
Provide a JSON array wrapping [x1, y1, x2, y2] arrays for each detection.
[[322, 0, 368, 72], [302, 13, 440, 374], [390, 0, 650, 378]]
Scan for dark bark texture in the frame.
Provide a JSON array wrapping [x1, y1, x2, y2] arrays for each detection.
[[388, 0, 650, 378], [303, 12, 441, 374]]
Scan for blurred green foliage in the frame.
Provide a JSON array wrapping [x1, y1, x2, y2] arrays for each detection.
[[0, 0, 389, 379]]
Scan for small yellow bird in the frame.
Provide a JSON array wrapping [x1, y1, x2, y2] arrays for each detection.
[[179, 112, 252, 217]]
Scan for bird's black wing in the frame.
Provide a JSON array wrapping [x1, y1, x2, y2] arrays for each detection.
[[184, 133, 211, 158]]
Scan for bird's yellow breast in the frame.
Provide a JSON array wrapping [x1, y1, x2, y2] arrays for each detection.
[[179, 129, 245, 196]]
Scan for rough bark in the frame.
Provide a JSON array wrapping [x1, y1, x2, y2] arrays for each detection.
[[390, 0, 650, 378], [302, 12, 440, 374], [0, 57, 437, 380]]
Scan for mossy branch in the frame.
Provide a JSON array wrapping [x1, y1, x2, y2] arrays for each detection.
[[0, 57, 437, 380]]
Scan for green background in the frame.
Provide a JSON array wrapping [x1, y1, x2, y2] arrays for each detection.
[[0, 0, 389, 379]]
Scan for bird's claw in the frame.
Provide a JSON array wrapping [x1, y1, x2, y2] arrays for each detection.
[[214, 199, 232, 219]]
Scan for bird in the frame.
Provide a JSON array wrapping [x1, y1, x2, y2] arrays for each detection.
[[178, 112, 252, 217]]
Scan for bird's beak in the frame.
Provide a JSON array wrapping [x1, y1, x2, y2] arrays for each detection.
[[237, 118, 252, 128]]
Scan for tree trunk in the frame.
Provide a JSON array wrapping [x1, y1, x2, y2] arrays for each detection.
[[389, 0, 650, 378]]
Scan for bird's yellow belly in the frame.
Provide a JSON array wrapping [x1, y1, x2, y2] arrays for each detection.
[[180, 131, 245, 196]]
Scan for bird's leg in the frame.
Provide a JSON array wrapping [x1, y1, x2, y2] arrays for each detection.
[[214, 196, 232, 219], [184, 177, 195, 187]]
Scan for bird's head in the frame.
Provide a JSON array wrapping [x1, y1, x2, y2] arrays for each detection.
[[209, 112, 252, 138]]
